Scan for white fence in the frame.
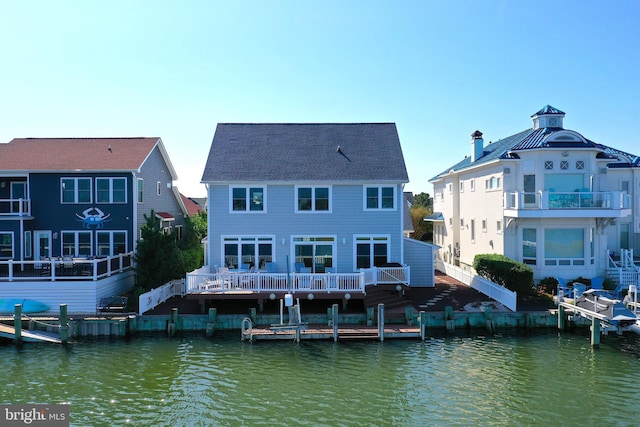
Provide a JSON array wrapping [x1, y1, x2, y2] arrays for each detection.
[[436, 260, 517, 312], [138, 279, 186, 314]]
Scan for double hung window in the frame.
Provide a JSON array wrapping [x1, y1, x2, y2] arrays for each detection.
[[61, 178, 92, 203], [365, 186, 395, 210], [96, 177, 127, 203], [296, 186, 330, 212], [223, 237, 273, 269], [355, 236, 389, 269], [231, 187, 265, 212]]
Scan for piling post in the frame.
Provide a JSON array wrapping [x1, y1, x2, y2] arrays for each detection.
[[366, 306, 374, 327], [404, 306, 414, 326], [167, 308, 178, 336], [332, 304, 339, 342], [557, 304, 566, 330], [591, 317, 601, 348], [445, 306, 455, 332], [59, 304, 69, 344], [378, 303, 385, 342], [206, 308, 217, 337], [249, 307, 257, 324], [484, 306, 494, 333], [419, 311, 427, 340], [14, 304, 22, 347]]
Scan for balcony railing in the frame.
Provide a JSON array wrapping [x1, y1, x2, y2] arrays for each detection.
[[186, 265, 410, 295], [505, 191, 630, 211], [0, 252, 134, 282], [0, 198, 31, 216]]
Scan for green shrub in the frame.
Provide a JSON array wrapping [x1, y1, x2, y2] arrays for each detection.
[[473, 254, 535, 296], [537, 277, 559, 295]]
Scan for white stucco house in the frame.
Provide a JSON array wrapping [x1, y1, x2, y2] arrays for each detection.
[[429, 106, 639, 284]]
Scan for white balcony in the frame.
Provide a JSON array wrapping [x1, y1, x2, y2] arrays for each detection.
[[0, 198, 31, 217], [504, 191, 632, 218]]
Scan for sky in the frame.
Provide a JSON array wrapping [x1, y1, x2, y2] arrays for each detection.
[[1, 1, 639, 198]]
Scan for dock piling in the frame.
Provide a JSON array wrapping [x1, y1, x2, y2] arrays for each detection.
[[206, 308, 217, 337], [167, 308, 178, 336], [60, 304, 69, 344], [14, 304, 22, 347], [445, 306, 455, 332], [557, 305, 566, 330], [332, 304, 339, 342], [591, 317, 601, 348], [419, 311, 427, 340], [378, 303, 385, 342]]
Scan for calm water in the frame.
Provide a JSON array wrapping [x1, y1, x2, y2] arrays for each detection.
[[2, 331, 640, 426]]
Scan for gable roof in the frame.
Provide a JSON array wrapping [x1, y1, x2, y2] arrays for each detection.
[[0, 137, 176, 175], [179, 192, 205, 216], [201, 123, 409, 183]]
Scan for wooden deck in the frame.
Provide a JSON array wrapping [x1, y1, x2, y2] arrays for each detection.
[[242, 323, 421, 341]]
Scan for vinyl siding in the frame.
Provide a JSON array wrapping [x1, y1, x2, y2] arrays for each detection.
[[207, 183, 404, 272]]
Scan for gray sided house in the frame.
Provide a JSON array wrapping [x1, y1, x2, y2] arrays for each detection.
[[188, 123, 435, 306], [0, 137, 187, 313]]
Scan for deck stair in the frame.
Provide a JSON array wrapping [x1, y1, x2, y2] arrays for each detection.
[[364, 284, 413, 321]]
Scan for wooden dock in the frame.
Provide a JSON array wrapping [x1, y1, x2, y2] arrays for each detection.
[[0, 323, 62, 344], [242, 323, 422, 341]]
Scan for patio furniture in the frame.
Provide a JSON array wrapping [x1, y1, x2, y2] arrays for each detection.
[[266, 262, 277, 273], [557, 277, 572, 296], [591, 277, 604, 290]]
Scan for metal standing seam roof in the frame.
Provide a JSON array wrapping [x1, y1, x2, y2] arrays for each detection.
[[0, 137, 165, 172], [201, 123, 409, 183], [430, 127, 640, 181]]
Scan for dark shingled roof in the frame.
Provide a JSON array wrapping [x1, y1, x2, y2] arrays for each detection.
[[201, 123, 409, 183]]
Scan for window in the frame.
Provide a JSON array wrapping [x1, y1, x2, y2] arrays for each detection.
[[544, 161, 554, 170], [296, 186, 331, 212], [156, 181, 161, 196], [485, 176, 500, 190], [231, 187, 265, 212], [544, 228, 584, 266], [355, 236, 389, 269], [470, 179, 475, 191], [560, 161, 569, 170], [223, 236, 273, 269], [460, 181, 464, 192], [96, 231, 127, 256], [496, 220, 502, 234], [576, 161, 584, 170], [175, 225, 183, 241], [522, 228, 536, 265], [364, 186, 395, 210], [96, 178, 127, 203], [61, 178, 92, 203], [460, 218, 464, 229], [470, 219, 475, 243], [0, 232, 13, 259], [293, 237, 335, 272], [482, 219, 487, 233], [61, 231, 92, 257], [137, 179, 144, 203], [24, 231, 32, 258]]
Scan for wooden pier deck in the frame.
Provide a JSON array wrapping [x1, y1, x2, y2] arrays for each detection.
[[243, 323, 422, 341], [0, 323, 62, 344]]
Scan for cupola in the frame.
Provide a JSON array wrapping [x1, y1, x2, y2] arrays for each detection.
[[531, 105, 565, 129]]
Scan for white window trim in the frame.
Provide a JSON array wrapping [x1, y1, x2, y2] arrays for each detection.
[[221, 235, 276, 269], [295, 185, 332, 213], [363, 185, 397, 211], [60, 230, 93, 257], [292, 235, 337, 272], [156, 181, 161, 196], [137, 178, 144, 204], [61, 177, 93, 204], [0, 231, 14, 259], [353, 234, 390, 271], [96, 177, 127, 204], [96, 230, 128, 256], [228, 186, 267, 214]]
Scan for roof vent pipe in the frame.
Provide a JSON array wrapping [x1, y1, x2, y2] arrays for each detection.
[[471, 130, 483, 162]]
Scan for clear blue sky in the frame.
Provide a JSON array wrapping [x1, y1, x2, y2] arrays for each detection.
[[1, 1, 638, 198]]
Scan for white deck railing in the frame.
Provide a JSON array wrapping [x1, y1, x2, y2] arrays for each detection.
[[0, 252, 134, 282], [436, 259, 517, 312], [0, 198, 31, 216], [186, 264, 410, 295]]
